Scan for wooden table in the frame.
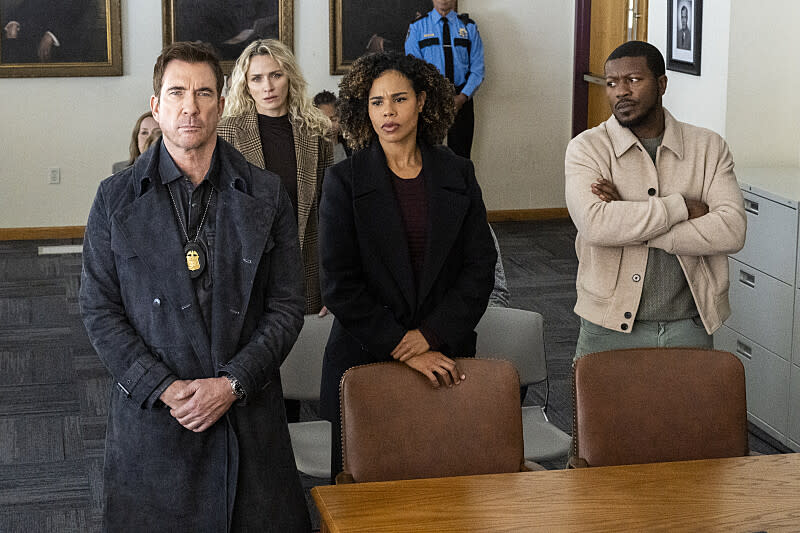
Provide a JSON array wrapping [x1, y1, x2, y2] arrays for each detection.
[[312, 453, 800, 532]]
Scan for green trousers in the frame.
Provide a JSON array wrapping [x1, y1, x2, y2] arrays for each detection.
[[574, 316, 713, 361]]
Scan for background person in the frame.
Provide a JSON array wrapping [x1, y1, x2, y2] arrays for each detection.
[[319, 51, 496, 479], [313, 89, 351, 164], [142, 127, 163, 153], [219, 38, 333, 424], [219, 39, 332, 316], [405, 0, 484, 158], [112, 111, 158, 173]]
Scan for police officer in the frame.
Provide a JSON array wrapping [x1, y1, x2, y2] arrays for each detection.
[[405, 0, 484, 159]]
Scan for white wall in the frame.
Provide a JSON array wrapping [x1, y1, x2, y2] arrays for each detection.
[[647, 0, 730, 136], [724, 0, 800, 167], [648, 0, 800, 168], [0, 0, 575, 229], [0, 0, 162, 228], [294, 0, 341, 99], [462, 0, 574, 210]]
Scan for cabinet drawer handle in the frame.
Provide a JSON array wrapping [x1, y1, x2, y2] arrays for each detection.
[[736, 341, 752, 360], [739, 270, 755, 288], [744, 198, 759, 215]]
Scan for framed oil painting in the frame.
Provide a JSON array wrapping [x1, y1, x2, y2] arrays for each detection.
[[0, 0, 122, 77], [162, 0, 293, 75], [330, 0, 456, 75], [667, 0, 702, 76]]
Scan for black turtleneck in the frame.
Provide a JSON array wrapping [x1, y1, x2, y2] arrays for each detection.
[[257, 113, 297, 216]]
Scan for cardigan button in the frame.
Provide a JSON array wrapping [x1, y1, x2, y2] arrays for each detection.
[[624, 312, 632, 319], [648, 188, 656, 196], [152, 298, 161, 307], [632, 274, 641, 282], [621, 323, 629, 331]]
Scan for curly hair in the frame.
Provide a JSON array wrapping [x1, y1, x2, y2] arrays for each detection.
[[337, 52, 455, 150], [224, 39, 330, 137]]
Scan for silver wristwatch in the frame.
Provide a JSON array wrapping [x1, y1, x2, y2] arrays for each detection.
[[225, 375, 246, 400]]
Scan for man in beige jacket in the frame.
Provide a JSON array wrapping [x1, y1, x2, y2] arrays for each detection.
[[565, 41, 746, 359]]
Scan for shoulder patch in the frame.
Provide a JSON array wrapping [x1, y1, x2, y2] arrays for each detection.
[[457, 12, 475, 25], [412, 11, 425, 22]]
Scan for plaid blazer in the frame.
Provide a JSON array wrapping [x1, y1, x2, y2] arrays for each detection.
[[218, 111, 334, 313]]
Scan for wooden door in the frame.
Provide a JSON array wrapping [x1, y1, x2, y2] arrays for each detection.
[[573, 0, 648, 134]]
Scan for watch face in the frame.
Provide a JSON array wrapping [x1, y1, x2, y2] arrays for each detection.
[[227, 376, 244, 399]]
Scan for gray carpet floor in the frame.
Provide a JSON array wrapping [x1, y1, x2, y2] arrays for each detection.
[[0, 220, 787, 532]]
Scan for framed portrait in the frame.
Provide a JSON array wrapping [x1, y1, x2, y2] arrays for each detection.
[[162, 0, 293, 74], [0, 0, 122, 78], [329, 0, 456, 75], [666, 0, 702, 76]]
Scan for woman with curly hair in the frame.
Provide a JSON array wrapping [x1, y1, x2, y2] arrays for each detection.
[[319, 52, 497, 478], [218, 39, 332, 316]]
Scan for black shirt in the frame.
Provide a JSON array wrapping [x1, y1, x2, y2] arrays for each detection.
[[390, 169, 428, 286], [158, 141, 219, 337], [257, 113, 298, 217]]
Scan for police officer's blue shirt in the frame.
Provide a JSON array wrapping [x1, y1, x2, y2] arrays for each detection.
[[404, 9, 484, 98]]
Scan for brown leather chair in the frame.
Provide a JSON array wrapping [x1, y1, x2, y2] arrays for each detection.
[[570, 347, 749, 468], [337, 358, 527, 483]]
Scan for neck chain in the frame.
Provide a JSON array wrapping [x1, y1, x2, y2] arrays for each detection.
[[167, 181, 214, 278]]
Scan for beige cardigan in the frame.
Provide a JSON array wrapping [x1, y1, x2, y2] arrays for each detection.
[[565, 109, 746, 334], [218, 111, 333, 314]]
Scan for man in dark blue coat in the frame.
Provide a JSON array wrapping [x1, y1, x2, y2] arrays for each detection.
[[79, 41, 310, 532]]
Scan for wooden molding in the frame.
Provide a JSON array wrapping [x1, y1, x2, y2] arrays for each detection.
[[0, 226, 85, 241], [487, 208, 569, 223]]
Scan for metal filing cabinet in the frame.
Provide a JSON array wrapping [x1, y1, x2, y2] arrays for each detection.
[[789, 364, 800, 445], [714, 167, 800, 451]]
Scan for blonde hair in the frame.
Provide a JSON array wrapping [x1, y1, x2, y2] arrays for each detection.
[[224, 39, 330, 137]]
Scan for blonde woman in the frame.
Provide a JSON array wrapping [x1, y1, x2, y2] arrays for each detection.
[[219, 39, 333, 316]]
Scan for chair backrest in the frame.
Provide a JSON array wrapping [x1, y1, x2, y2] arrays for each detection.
[[573, 348, 749, 467], [339, 358, 524, 483], [475, 307, 547, 386], [280, 313, 334, 401]]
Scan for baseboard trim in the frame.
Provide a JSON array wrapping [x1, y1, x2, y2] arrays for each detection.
[[0, 226, 86, 241], [487, 208, 569, 223]]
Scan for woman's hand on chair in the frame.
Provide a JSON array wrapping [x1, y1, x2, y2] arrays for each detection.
[[391, 329, 430, 362], [403, 351, 465, 388]]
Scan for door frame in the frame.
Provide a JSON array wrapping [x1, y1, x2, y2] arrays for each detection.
[[572, 0, 592, 138]]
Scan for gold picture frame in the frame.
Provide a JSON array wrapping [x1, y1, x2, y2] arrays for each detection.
[[162, 0, 294, 75], [329, 0, 456, 75], [0, 0, 122, 78]]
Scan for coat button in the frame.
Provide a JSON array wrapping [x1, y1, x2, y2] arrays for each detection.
[[152, 298, 161, 307], [621, 323, 629, 331], [648, 188, 656, 196], [624, 312, 632, 319], [632, 274, 641, 282]]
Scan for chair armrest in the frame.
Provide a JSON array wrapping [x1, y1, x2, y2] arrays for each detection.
[[335, 470, 356, 484], [521, 460, 546, 472], [567, 456, 589, 468]]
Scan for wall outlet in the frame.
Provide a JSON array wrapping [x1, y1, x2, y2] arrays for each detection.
[[48, 167, 60, 184]]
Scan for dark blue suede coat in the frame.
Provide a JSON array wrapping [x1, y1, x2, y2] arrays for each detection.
[[80, 138, 310, 532]]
